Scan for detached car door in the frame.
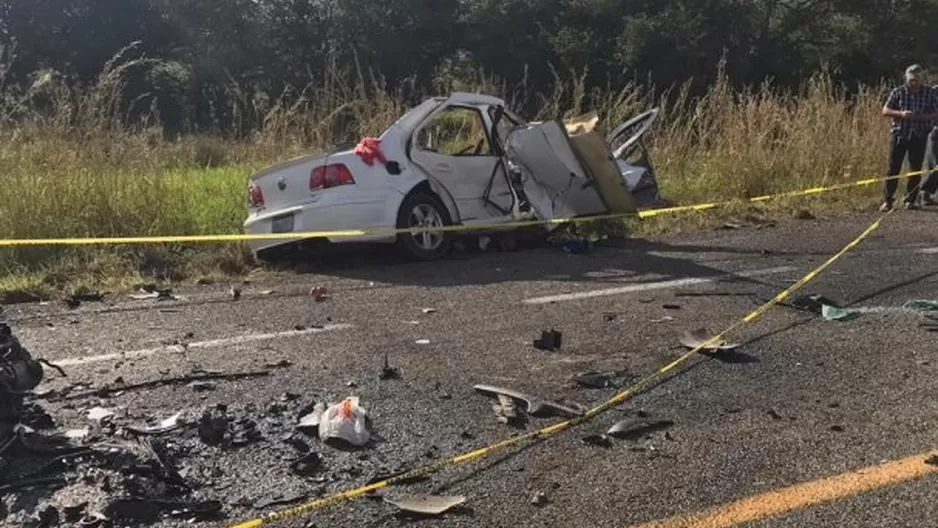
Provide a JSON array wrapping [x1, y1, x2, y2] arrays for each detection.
[[409, 103, 512, 222]]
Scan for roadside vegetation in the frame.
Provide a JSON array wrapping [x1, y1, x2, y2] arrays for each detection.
[[0, 51, 898, 302]]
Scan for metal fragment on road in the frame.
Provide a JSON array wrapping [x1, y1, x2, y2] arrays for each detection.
[[678, 328, 740, 351], [606, 418, 674, 440], [473, 385, 583, 418], [126, 412, 183, 435], [384, 494, 466, 515], [86, 407, 115, 421]]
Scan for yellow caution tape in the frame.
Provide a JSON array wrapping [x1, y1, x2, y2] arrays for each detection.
[[227, 178, 904, 528], [0, 171, 924, 247]]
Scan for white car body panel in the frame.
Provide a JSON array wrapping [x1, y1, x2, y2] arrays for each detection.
[[243, 92, 662, 259]]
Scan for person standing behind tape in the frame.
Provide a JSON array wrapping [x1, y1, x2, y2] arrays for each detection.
[[880, 64, 938, 211]]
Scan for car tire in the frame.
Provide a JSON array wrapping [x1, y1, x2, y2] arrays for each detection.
[[395, 192, 453, 261]]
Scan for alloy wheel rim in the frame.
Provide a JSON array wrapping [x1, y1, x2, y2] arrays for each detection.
[[409, 204, 444, 250]]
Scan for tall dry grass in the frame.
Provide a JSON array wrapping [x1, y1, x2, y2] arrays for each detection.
[[0, 49, 899, 298]]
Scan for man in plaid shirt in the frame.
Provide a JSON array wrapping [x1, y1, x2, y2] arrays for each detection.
[[880, 64, 938, 211]]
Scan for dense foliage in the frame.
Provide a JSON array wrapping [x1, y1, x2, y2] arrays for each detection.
[[3, 0, 937, 135]]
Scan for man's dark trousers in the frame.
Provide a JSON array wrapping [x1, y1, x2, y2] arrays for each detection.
[[885, 131, 928, 204], [922, 129, 938, 196]]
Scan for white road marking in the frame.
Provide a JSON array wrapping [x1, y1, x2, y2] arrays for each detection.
[[522, 266, 797, 305], [54, 324, 353, 367], [919, 247, 938, 254]]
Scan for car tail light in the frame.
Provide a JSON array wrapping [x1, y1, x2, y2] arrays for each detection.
[[248, 182, 264, 207], [310, 164, 355, 191]]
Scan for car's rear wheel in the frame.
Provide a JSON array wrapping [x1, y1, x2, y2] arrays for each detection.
[[396, 192, 453, 261]]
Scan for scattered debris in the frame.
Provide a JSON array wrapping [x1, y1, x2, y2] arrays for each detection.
[[297, 402, 326, 433], [492, 394, 522, 425], [230, 286, 242, 300], [580, 434, 614, 448], [379, 351, 400, 380], [829, 425, 845, 432], [569, 371, 618, 389], [606, 418, 674, 440], [534, 329, 562, 351], [48, 369, 271, 401], [603, 312, 618, 322], [678, 328, 740, 352], [925, 455, 938, 466], [0, 323, 45, 435], [86, 407, 115, 421], [126, 412, 184, 435], [650, 316, 674, 323], [675, 290, 756, 297], [662, 304, 682, 310], [421, 308, 437, 314], [530, 491, 549, 506], [415, 339, 430, 345], [792, 294, 841, 314], [290, 451, 323, 476], [474, 385, 583, 418], [319, 397, 370, 447], [104, 498, 222, 522], [309, 287, 330, 301], [822, 299, 938, 322], [384, 494, 466, 516]]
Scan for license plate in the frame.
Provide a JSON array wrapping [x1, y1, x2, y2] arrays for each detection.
[[271, 213, 295, 233]]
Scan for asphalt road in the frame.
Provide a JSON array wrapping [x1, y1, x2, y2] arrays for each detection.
[[2, 211, 938, 528]]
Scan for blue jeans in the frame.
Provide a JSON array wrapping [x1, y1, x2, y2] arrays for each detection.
[[924, 129, 938, 196]]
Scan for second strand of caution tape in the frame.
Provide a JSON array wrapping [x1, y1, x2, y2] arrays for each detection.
[[0, 171, 921, 247]]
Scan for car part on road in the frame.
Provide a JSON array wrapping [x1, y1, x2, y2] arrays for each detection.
[[0, 323, 45, 437], [534, 329, 562, 351], [678, 328, 740, 352], [822, 299, 938, 321], [126, 412, 183, 436], [473, 385, 583, 418], [384, 494, 467, 516], [492, 394, 522, 426], [606, 418, 675, 440]]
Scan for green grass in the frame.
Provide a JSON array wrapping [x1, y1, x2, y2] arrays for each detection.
[[0, 56, 907, 302]]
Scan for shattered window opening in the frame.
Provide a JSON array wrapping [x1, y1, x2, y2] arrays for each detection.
[[416, 106, 493, 157]]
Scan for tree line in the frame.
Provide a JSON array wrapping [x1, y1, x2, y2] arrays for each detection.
[[3, 0, 937, 136]]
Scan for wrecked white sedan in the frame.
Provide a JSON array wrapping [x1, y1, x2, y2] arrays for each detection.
[[244, 92, 663, 261]]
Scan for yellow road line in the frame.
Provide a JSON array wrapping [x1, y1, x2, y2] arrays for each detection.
[[627, 451, 938, 528]]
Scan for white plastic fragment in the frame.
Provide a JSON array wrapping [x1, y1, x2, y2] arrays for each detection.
[[318, 397, 370, 446], [87, 407, 115, 421]]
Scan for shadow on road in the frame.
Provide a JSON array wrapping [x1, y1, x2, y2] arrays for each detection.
[[260, 233, 791, 291]]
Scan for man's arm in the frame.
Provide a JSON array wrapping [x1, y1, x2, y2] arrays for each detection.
[[882, 88, 910, 118]]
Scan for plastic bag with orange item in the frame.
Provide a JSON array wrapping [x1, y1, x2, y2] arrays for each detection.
[[318, 396, 370, 446]]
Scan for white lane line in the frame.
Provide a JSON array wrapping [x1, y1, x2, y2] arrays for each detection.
[[54, 324, 353, 367], [919, 247, 938, 254], [522, 266, 797, 305]]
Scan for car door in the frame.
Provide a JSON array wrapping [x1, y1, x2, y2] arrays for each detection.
[[409, 104, 509, 222]]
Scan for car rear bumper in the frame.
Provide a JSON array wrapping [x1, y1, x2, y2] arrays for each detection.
[[243, 199, 394, 256]]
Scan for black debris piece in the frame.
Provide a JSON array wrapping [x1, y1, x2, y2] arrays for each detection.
[[791, 294, 841, 314], [925, 455, 938, 466], [104, 498, 223, 522], [379, 350, 400, 380], [580, 434, 613, 448], [63, 502, 89, 523], [290, 452, 323, 476], [534, 329, 562, 351]]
